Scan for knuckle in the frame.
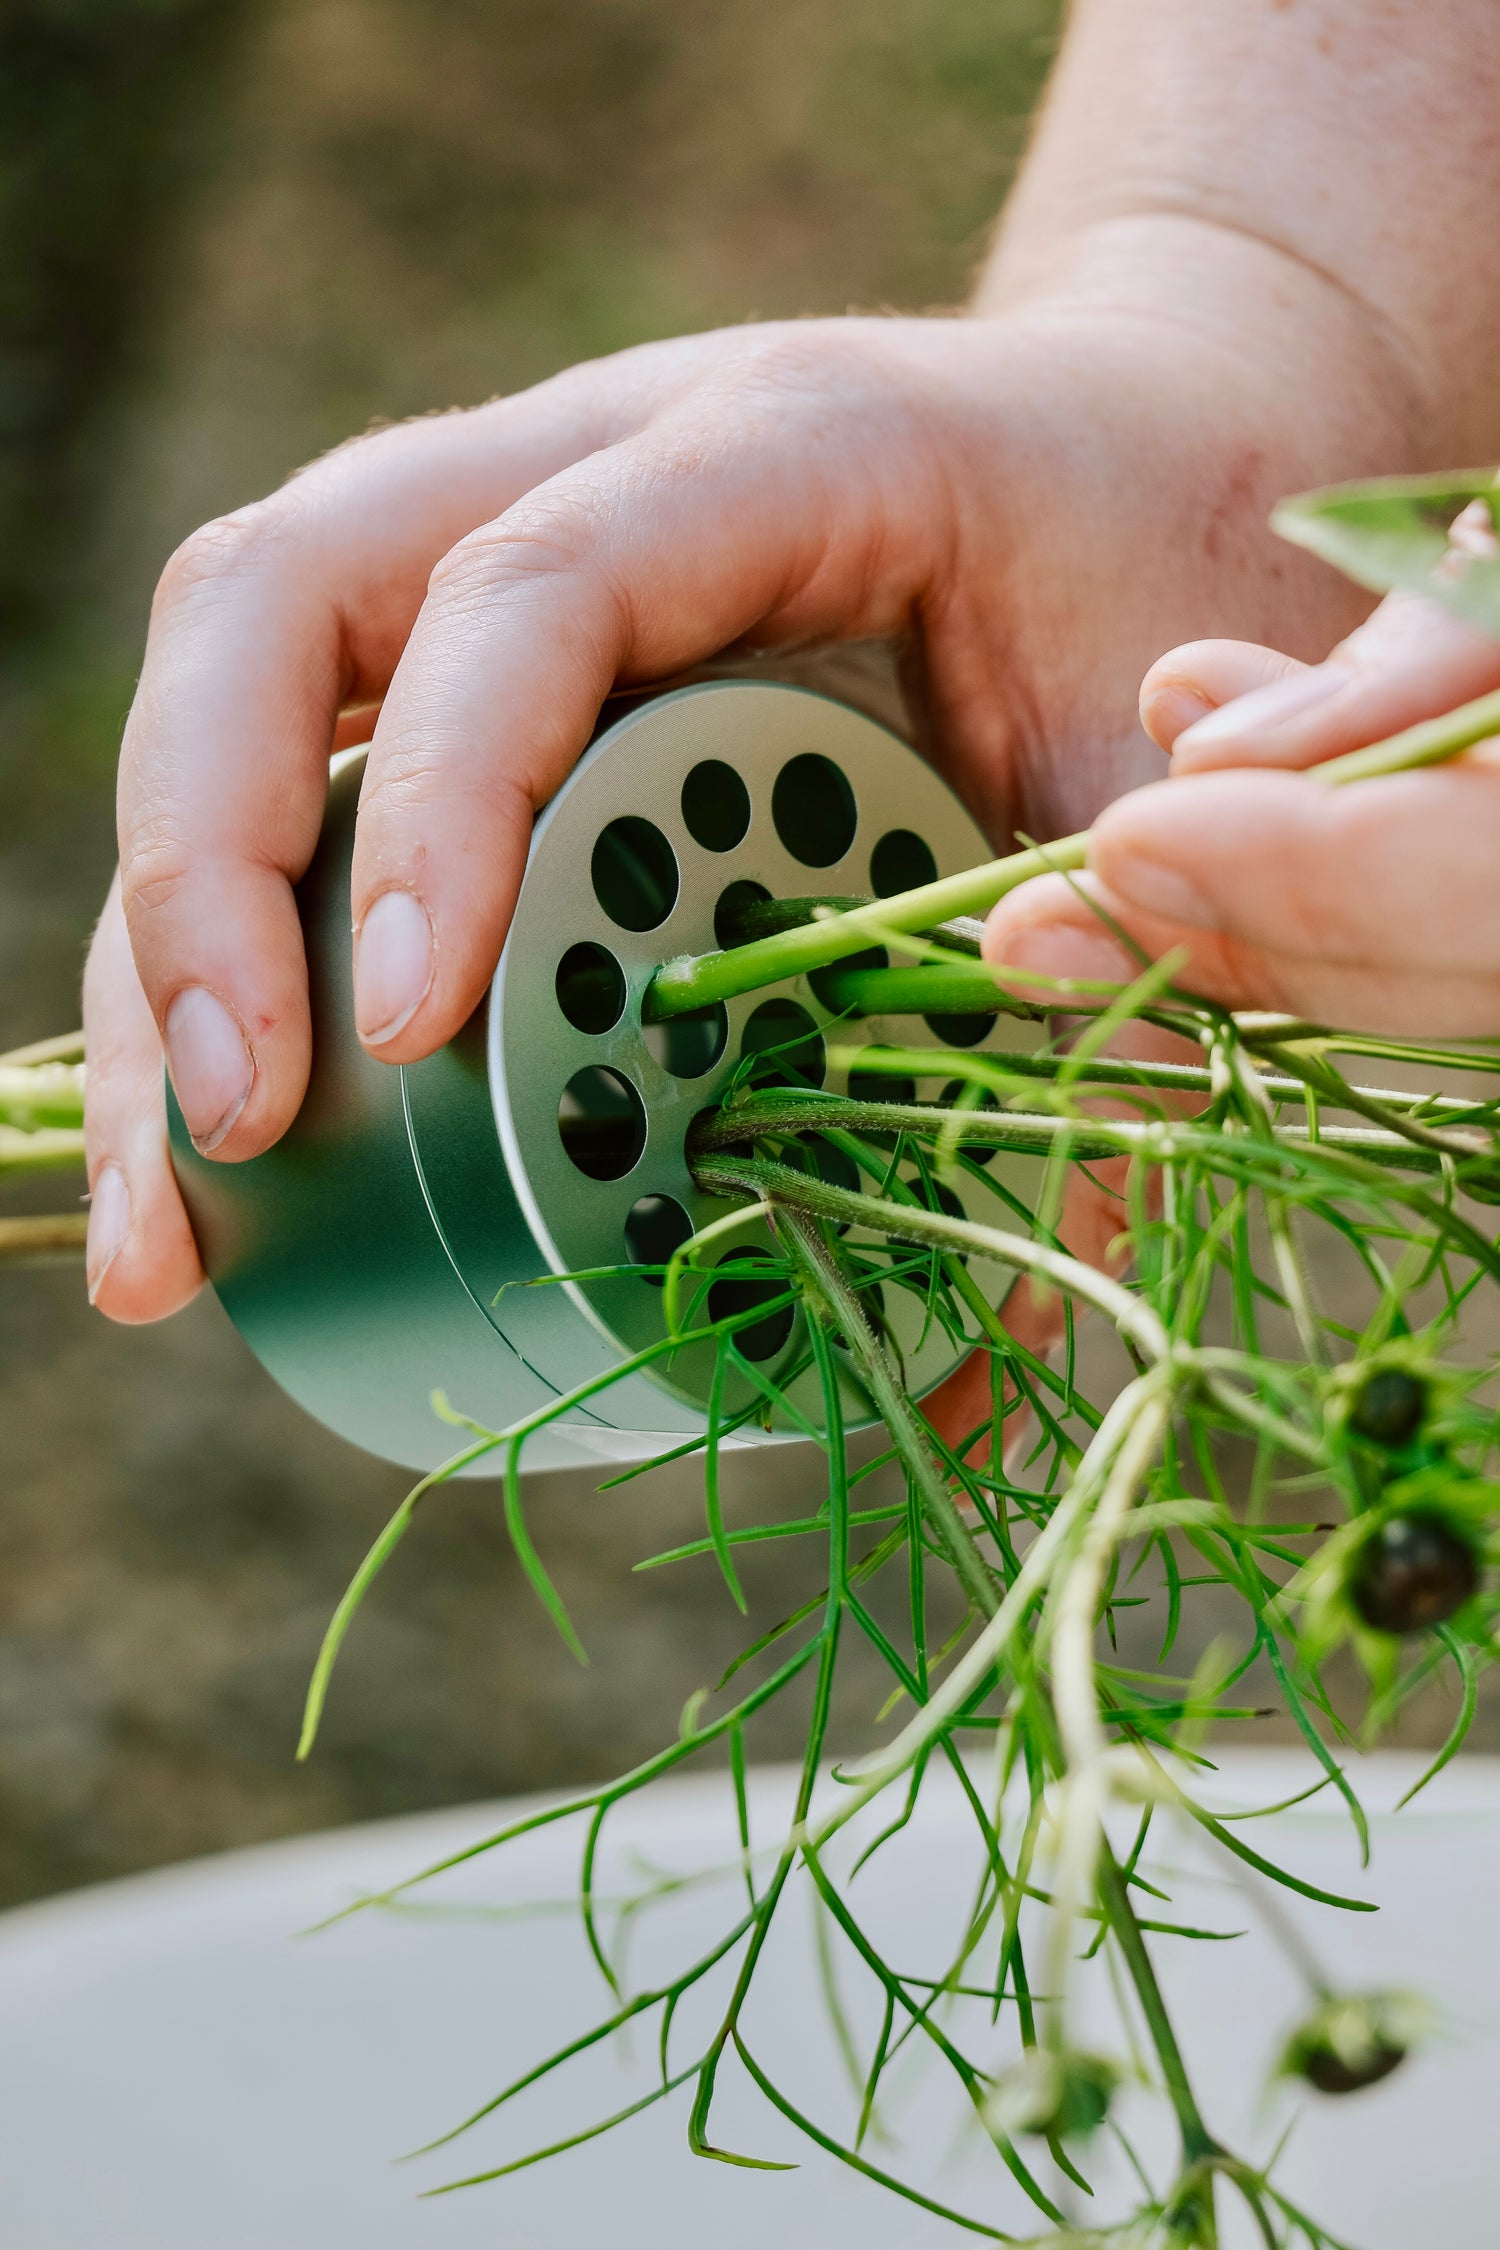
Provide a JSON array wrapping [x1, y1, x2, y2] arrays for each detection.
[[355, 745, 451, 828], [426, 491, 611, 609], [118, 830, 195, 927], [716, 324, 854, 403], [152, 499, 297, 615]]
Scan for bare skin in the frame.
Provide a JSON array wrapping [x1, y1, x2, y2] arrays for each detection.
[[987, 568, 1500, 1033], [83, 0, 1500, 1342]]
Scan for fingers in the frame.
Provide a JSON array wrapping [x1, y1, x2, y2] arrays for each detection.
[[1078, 525, 1500, 1037], [991, 767, 1500, 1037], [116, 361, 668, 1162], [1147, 587, 1500, 776], [981, 884, 1153, 1009], [82, 877, 204, 1323], [348, 333, 942, 1059], [1139, 640, 1306, 753]]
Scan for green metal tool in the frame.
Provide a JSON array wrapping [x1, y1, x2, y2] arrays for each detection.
[[171, 680, 1043, 1475]]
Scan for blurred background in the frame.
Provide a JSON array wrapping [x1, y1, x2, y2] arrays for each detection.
[[0, 0, 1065, 1906], [8, 0, 1482, 1922]]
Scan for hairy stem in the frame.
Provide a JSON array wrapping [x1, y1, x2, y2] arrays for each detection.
[[776, 1208, 1001, 1621], [692, 1149, 1170, 1358], [692, 1092, 1454, 1177]]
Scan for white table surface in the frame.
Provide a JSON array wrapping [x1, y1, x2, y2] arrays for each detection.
[[0, 1749, 1495, 2249]]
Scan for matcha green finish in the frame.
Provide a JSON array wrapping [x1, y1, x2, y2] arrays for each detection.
[[167, 760, 583, 1474]]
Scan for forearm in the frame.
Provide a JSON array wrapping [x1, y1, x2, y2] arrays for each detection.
[[978, 0, 1500, 470]]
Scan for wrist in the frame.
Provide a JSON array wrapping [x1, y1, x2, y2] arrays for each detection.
[[975, 211, 1433, 480], [904, 244, 1429, 842]]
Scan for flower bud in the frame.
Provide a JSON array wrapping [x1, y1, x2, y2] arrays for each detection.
[[985, 2047, 1117, 2140]]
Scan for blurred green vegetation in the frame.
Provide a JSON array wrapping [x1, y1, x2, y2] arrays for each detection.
[[0, 0, 1068, 1905]]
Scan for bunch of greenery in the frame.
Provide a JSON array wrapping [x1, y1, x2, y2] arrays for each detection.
[[8, 471, 1500, 2246]]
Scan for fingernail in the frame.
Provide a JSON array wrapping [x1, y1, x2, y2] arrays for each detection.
[[1104, 854, 1215, 927], [355, 889, 434, 1046], [1177, 665, 1343, 751], [165, 986, 256, 1153], [86, 1163, 131, 1304]]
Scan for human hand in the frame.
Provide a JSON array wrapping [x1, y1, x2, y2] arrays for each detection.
[[983, 515, 1500, 1040], [81, 267, 1406, 1320]]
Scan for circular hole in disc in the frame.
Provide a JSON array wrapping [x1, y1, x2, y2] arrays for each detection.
[[925, 1012, 992, 1049], [643, 1002, 729, 1078], [592, 816, 679, 931], [714, 878, 770, 949], [554, 941, 627, 1034], [682, 759, 751, 852], [558, 1066, 647, 1180], [870, 828, 937, 897], [708, 1251, 795, 1363], [772, 753, 857, 868], [847, 1048, 916, 1106], [940, 1079, 1000, 1166], [624, 1193, 694, 1285], [741, 998, 826, 1089], [808, 943, 887, 1014]]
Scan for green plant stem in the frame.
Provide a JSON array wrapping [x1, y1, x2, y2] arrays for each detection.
[[834, 1039, 1497, 1122], [644, 839, 1089, 1020], [777, 1210, 1000, 1621], [691, 1094, 1452, 1178], [0, 1126, 86, 1175], [773, 1191, 1220, 2208], [815, 965, 1044, 1020], [695, 1149, 1168, 1357], [0, 1062, 86, 1131], [1096, 1847, 1218, 2171], [0, 1213, 88, 1262], [0, 1029, 84, 1069], [721, 893, 989, 958], [1250, 1037, 1491, 1162], [1316, 682, 1500, 785]]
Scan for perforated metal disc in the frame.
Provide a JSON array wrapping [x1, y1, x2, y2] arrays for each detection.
[[173, 679, 1046, 1475], [485, 680, 1044, 1437]]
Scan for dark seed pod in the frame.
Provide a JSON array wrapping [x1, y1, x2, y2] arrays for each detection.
[[1278, 1993, 1425, 2098], [1301, 2041, 1405, 2096], [1349, 1514, 1478, 1635], [1348, 1368, 1427, 1449]]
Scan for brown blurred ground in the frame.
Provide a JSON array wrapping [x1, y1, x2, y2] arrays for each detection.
[[0, 0, 1062, 1905]]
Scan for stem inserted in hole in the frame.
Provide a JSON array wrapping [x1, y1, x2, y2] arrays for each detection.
[[643, 837, 1089, 1021], [643, 680, 1500, 1024], [812, 964, 1044, 1020]]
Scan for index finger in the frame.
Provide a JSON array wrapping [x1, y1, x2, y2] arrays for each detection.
[[115, 384, 625, 1161]]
